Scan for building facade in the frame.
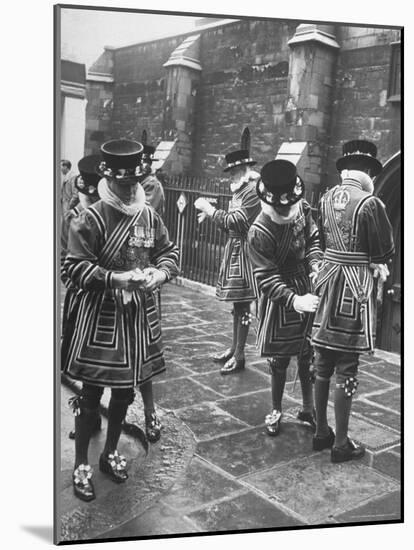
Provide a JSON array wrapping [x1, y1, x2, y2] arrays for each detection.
[[83, 19, 402, 353]]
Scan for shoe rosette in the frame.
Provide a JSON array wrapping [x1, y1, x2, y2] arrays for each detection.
[[265, 409, 282, 428], [73, 464, 93, 487], [108, 450, 127, 472]]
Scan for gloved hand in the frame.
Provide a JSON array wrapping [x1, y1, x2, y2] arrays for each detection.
[[194, 197, 216, 217], [141, 267, 167, 292], [369, 263, 390, 283], [293, 293, 319, 313], [112, 269, 146, 291]]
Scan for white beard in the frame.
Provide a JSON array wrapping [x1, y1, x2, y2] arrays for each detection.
[[230, 170, 260, 193]]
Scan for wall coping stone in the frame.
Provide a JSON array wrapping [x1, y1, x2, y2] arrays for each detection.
[[288, 24, 340, 50]]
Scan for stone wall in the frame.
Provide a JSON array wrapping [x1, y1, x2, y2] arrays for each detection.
[[110, 36, 190, 145], [195, 19, 297, 177], [326, 26, 401, 187]]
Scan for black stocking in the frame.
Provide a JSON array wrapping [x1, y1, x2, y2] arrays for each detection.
[[102, 392, 132, 457], [234, 302, 251, 361]]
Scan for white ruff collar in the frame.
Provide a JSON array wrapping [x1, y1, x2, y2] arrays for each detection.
[[261, 201, 300, 225], [230, 170, 260, 193], [98, 178, 146, 216]]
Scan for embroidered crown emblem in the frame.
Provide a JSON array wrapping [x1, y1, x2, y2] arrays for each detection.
[[333, 189, 350, 211]]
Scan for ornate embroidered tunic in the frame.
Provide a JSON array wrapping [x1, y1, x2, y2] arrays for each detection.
[[248, 200, 322, 357], [213, 178, 261, 302], [61, 200, 179, 388], [312, 178, 394, 353], [61, 204, 85, 336]]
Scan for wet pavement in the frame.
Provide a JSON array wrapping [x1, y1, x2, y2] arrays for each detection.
[[60, 280, 401, 541]]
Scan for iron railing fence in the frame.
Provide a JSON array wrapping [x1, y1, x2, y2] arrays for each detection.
[[163, 175, 232, 286], [163, 174, 320, 286]]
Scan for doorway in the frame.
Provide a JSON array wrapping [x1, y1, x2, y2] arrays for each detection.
[[374, 152, 401, 354]]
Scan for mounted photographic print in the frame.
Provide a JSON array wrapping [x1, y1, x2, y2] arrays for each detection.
[[55, 3, 402, 544]]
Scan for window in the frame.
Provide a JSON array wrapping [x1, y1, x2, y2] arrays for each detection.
[[388, 42, 401, 102]]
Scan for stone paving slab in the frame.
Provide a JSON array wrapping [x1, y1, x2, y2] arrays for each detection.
[[163, 340, 232, 364], [102, 503, 200, 539], [359, 360, 401, 385], [334, 490, 401, 523], [190, 368, 269, 398], [242, 453, 399, 524], [161, 457, 243, 512], [164, 355, 222, 375], [364, 388, 401, 411], [186, 491, 303, 531], [371, 449, 401, 481], [162, 325, 212, 342], [153, 376, 223, 410], [325, 405, 400, 451], [351, 400, 400, 432], [156, 361, 194, 381], [175, 402, 250, 440], [217, 389, 298, 427], [197, 421, 315, 478]]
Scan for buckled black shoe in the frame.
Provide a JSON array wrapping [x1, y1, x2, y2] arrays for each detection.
[[212, 348, 234, 363], [297, 409, 316, 432], [312, 427, 335, 451], [331, 438, 365, 463], [69, 415, 102, 440], [265, 410, 282, 436], [220, 357, 245, 375], [145, 412, 162, 443], [99, 451, 128, 483], [73, 464, 95, 502]]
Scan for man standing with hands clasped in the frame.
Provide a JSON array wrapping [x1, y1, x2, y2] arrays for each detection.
[[248, 160, 323, 436], [61, 139, 179, 502], [311, 140, 394, 463]]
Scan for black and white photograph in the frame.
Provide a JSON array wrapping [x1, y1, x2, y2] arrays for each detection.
[[54, 2, 402, 545]]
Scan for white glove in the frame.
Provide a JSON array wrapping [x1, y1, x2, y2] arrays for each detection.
[[112, 269, 148, 304], [293, 293, 319, 313], [194, 197, 216, 217], [141, 267, 167, 292], [369, 263, 390, 283], [112, 269, 146, 291], [197, 212, 207, 224]]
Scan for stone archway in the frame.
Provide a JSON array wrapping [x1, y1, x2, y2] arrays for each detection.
[[374, 152, 401, 354]]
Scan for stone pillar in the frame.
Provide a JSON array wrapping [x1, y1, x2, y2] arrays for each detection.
[[162, 35, 202, 174], [285, 24, 340, 202]]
